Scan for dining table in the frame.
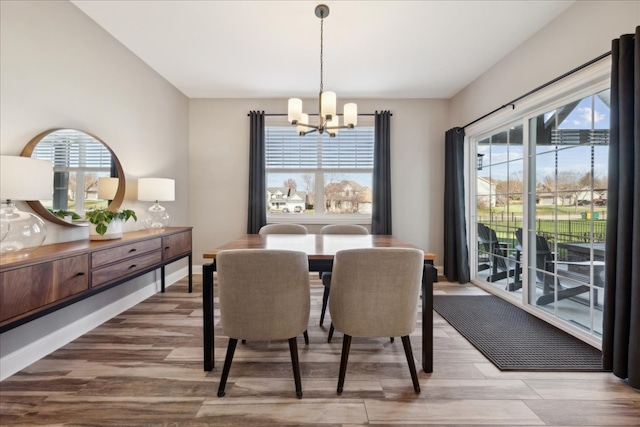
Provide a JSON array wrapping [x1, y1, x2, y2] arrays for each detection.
[[201, 233, 437, 373]]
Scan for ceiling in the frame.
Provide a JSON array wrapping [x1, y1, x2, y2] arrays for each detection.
[[70, 1, 574, 100]]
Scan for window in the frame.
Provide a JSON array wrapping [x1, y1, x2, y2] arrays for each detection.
[[265, 115, 374, 221], [469, 58, 611, 344]]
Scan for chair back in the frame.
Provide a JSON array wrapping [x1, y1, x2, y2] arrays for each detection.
[[515, 228, 554, 281], [329, 248, 424, 338], [216, 249, 310, 341], [258, 224, 308, 235], [320, 224, 369, 235]]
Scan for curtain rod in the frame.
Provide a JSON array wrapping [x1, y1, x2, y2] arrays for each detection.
[[459, 50, 612, 131], [247, 112, 391, 117]]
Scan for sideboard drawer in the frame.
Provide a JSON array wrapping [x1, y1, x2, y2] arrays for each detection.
[[92, 238, 161, 268], [162, 230, 192, 260], [0, 254, 89, 323], [91, 251, 162, 288], [0, 227, 192, 333]]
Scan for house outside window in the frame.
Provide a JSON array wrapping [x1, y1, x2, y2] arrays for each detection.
[[265, 115, 374, 222]]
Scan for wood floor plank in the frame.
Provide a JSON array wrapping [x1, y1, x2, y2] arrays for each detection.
[[1, 275, 637, 426], [364, 399, 545, 425], [525, 400, 640, 426]]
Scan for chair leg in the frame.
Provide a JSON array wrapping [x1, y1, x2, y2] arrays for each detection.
[[217, 338, 238, 397], [401, 335, 420, 393], [328, 323, 335, 343], [319, 286, 330, 326], [337, 334, 352, 394], [288, 337, 303, 399], [303, 330, 309, 345]]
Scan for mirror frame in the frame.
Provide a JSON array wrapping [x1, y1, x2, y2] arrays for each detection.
[[20, 128, 126, 227]]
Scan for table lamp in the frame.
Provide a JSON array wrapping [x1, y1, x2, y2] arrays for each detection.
[[138, 178, 175, 229], [97, 177, 119, 202], [0, 155, 53, 255]]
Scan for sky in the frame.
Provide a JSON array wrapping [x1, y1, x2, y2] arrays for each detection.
[[477, 91, 610, 183]]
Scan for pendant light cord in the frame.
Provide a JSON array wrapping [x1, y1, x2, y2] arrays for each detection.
[[319, 10, 324, 94]]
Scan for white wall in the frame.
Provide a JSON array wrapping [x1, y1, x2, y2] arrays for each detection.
[[0, 1, 189, 377], [450, 1, 640, 127], [188, 98, 449, 266]]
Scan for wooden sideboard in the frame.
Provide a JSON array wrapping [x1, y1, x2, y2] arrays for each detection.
[[0, 226, 192, 333]]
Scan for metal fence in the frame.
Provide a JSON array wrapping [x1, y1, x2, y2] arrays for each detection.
[[477, 217, 607, 245]]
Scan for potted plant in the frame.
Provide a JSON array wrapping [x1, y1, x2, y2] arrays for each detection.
[[49, 209, 82, 222], [86, 208, 137, 240]]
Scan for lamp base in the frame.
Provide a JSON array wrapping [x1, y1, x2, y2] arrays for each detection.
[[0, 203, 47, 255], [143, 202, 171, 230]]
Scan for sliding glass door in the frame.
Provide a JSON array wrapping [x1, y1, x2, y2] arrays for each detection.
[[476, 125, 523, 293], [473, 88, 609, 340], [527, 89, 609, 337]]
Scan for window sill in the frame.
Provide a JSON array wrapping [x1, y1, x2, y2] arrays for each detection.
[[267, 214, 371, 225]]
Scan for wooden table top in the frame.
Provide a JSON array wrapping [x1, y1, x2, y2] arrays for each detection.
[[203, 234, 435, 261]]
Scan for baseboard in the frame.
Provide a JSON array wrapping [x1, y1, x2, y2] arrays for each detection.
[[0, 267, 188, 381]]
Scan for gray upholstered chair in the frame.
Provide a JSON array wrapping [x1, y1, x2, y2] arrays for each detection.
[[318, 224, 369, 326], [258, 223, 308, 235], [216, 249, 310, 398], [328, 248, 424, 394], [256, 222, 309, 345]]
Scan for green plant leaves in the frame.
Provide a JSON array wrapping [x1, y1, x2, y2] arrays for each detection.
[[86, 208, 137, 236]]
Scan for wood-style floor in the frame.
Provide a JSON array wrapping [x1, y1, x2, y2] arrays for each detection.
[[1, 274, 639, 426]]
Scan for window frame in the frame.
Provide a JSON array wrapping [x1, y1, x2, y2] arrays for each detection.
[[265, 116, 374, 225]]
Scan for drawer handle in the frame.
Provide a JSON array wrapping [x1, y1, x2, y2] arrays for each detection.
[[165, 246, 171, 250], [77, 272, 85, 276], [129, 264, 137, 269], [129, 248, 137, 253]]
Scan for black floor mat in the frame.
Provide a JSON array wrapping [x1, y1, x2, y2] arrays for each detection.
[[433, 295, 606, 371]]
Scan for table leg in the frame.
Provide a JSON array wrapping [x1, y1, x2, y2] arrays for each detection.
[[422, 263, 434, 373], [188, 254, 193, 293], [203, 261, 216, 371]]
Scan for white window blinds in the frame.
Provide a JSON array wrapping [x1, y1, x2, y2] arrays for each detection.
[[266, 117, 374, 170], [32, 129, 112, 171]]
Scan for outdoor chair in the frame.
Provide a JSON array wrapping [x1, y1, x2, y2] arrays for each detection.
[[478, 223, 518, 284], [477, 223, 498, 271], [513, 228, 554, 292]]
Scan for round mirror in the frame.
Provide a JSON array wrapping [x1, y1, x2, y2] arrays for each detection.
[[20, 129, 125, 227]]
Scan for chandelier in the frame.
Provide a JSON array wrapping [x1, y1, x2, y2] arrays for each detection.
[[287, 4, 357, 137]]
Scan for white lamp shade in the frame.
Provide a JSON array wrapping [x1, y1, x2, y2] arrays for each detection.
[[97, 177, 119, 200], [320, 91, 336, 119], [296, 113, 309, 134], [138, 178, 175, 202], [288, 98, 302, 124], [0, 155, 53, 201], [343, 103, 358, 127]]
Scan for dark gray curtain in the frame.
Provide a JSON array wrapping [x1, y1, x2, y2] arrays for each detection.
[[443, 128, 470, 283], [247, 111, 266, 234], [603, 26, 640, 389], [372, 111, 392, 235]]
